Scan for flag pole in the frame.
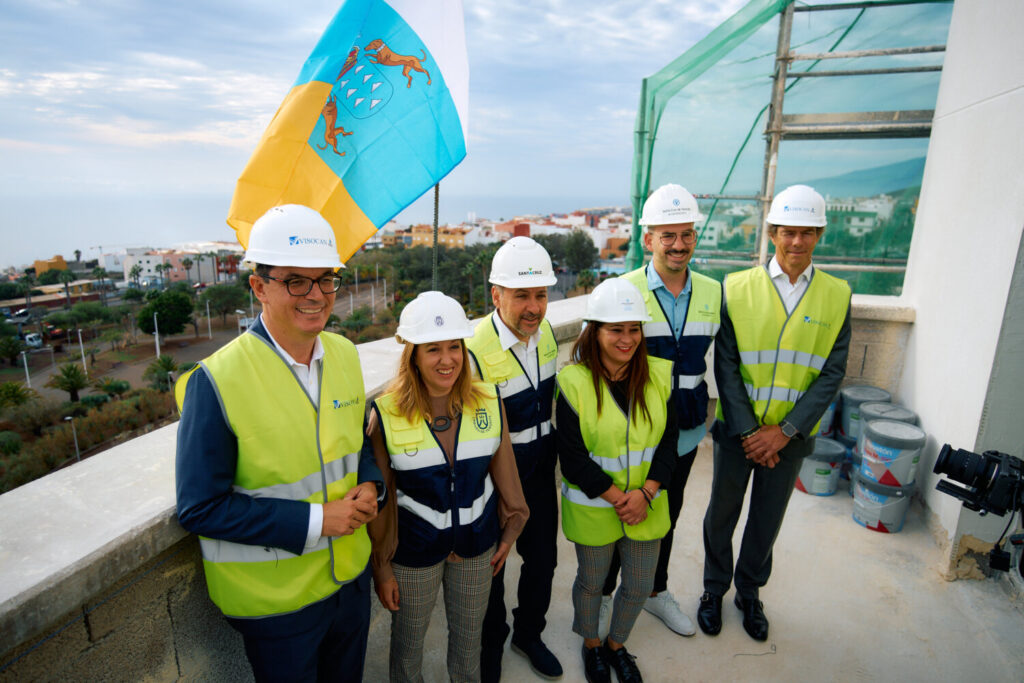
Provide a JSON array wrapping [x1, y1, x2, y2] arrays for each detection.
[[431, 183, 440, 290]]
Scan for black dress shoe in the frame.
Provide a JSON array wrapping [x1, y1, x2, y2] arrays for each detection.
[[603, 642, 643, 683], [734, 594, 769, 641], [581, 644, 610, 683], [511, 635, 563, 679], [696, 591, 722, 635]]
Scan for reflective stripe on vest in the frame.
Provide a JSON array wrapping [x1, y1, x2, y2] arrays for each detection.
[[375, 386, 503, 564], [187, 331, 369, 618], [467, 315, 557, 477], [622, 266, 721, 429], [556, 357, 673, 546], [719, 265, 850, 433]]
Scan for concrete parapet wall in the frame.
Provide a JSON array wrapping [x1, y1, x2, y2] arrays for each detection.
[[0, 295, 912, 679]]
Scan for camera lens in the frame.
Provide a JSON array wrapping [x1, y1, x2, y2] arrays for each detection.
[[934, 445, 994, 489]]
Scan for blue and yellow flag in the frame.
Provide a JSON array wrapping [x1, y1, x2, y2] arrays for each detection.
[[228, 0, 469, 261]]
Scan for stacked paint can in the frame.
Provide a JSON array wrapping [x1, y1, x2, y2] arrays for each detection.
[[795, 437, 846, 496], [839, 385, 892, 488], [852, 419, 927, 533]]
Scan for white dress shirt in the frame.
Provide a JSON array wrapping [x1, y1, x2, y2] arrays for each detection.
[[768, 256, 813, 315], [261, 316, 326, 550]]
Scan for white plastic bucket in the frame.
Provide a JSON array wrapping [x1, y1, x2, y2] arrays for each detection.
[[795, 437, 846, 496], [852, 473, 915, 533], [860, 420, 927, 487], [819, 399, 838, 437], [839, 386, 891, 439]]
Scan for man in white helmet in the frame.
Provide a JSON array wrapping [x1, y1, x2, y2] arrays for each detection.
[[584, 183, 721, 639], [468, 236, 563, 681], [698, 184, 850, 642], [175, 205, 385, 681]]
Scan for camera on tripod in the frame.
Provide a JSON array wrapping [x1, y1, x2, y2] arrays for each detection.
[[933, 444, 1024, 574]]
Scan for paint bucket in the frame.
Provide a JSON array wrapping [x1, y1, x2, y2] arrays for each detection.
[[852, 472, 915, 533], [795, 437, 846, 496], [855, 402, 919, 469], [819, 399, 838, 437], [859, 420, 927, 487], [839, 385, 892, 439]]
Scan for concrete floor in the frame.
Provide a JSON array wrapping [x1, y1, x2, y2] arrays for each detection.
[[363, 437, 1024, 682]]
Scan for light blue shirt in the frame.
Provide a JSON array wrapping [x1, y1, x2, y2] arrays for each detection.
[[645, 264, 707, 456]]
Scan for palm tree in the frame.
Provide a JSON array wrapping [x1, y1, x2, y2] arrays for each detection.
[[206, 251, 220, 283], [94, 378, 130, 399], [144, 354, 179, 392], [18, 272, 36, 312], [46, 362, 89, 402], [91, 266, 109, 305], [73, 249, 82, 263], [58, 269, 76, 309], [129, 264, 143, 288], [153, 263, 167, 290], [181, 257, 194, 286]]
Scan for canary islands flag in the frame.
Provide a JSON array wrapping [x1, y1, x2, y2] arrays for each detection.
[[227, 0, 469, 261]]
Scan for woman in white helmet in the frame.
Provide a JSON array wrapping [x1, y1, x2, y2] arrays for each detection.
[[366, 291, 528, 683], [556, 277, 679, 683]]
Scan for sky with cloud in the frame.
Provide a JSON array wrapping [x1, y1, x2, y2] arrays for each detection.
[[1, 0, 749, 268]]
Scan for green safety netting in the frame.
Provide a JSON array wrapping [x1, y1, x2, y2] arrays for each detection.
[[628, 0, 953, 295]]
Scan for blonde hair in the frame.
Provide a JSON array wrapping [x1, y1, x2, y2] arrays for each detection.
[[384, 340, 489, 422]]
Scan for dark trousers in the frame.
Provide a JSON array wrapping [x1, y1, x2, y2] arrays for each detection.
[[603, 446, 697, 596], [482, 450, 558, 653], [227, 569, 371, 683], [702, 426, 809, 599]]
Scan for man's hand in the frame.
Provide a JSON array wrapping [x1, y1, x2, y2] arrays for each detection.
[[491, 541, 512, 576], [322, 482, 379, 536], [614, 490, 648, 526], [742, 425, 789, 468], [375, 576, 400, 611]]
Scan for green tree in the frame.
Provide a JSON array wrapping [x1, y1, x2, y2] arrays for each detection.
[[144, 354, 179, 392], [199, 284, 248, 324], [0, 381, 36, 408], [575, 269, 597, 294], [533, 233, 568, 270], [0, 336, 24, 366], [58, 269, 76, 309], [18, 273, 37, 311], [137, 290, 194, 336], [94, 378, 131, 399], [565, 230, 599, 273], [74, 249, 81, 262], [181, 257, 194, 286], [46, 362, 89, 402], [91, 267, 109, 305], [0, 319, 17, 337], [128, 264, 143, 288], [0, 282, 23, 299], [343, 307, 372, 334], [37, 269, 62, 285], [122, 288, 144, 303]]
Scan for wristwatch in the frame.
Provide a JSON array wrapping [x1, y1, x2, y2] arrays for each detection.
[[780, 421, 799, 439]]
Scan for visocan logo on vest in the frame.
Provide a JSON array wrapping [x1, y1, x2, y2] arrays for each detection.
[[473, 407, 490, 431], [802, 316, 831, 328], [332, 397, 361, 409]]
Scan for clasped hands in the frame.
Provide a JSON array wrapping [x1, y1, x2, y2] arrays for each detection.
[[321, 481, 379, 537], [602, 483, 656, 526], [741, 424, 791, 469]]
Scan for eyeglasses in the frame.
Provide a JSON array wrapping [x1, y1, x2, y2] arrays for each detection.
[[654, 230, 698, 246], [261, 274, 343, 296]]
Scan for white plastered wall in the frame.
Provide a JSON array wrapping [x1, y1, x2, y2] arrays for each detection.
[[897, 0, 1024, 541]]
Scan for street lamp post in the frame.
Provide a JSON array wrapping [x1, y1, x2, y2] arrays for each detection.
[[64, 416, 80, 462], [153, 312, 161, 358], [77, 328, 88, 379], [371, 285, 375, 323], [236, 310, 245, 336], [21, 350, 30, 388], [206, 300, 213, 339], [349, 291, 354, 315]]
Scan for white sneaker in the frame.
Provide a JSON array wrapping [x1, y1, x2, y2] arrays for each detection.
[[644, 590, 696, 636], [598, 595, 612, 639]]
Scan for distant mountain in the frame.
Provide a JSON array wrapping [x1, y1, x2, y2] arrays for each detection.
[[795, 157, 927, 198]]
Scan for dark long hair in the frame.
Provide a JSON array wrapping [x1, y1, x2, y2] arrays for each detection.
[[569, 322, 651, 425]]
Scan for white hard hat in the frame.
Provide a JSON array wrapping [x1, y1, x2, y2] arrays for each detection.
[[396, 291, 475, 344], [766, 185, 827, 227], [244, 205, 345, 269], [584, 278, 652, 324], [488, 236, 558, 288], [639, 184, 703, 226]]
